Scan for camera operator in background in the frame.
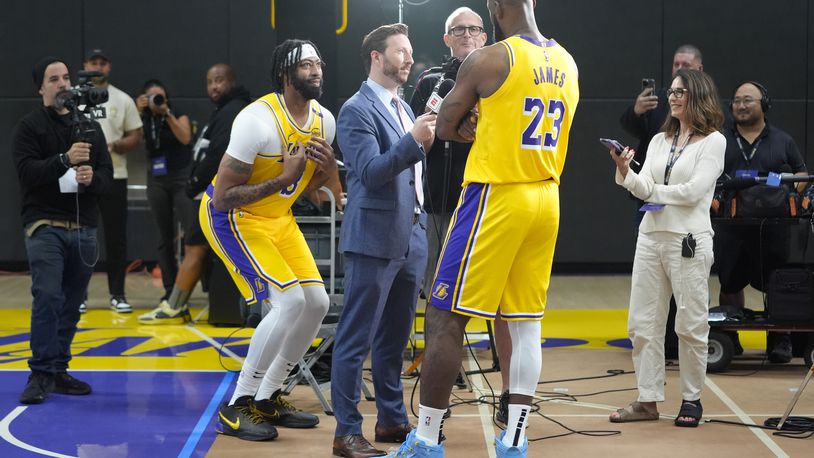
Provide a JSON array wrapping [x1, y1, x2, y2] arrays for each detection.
[[139, 64, 251, 324], [136, 80, 194, 302], [409, 6, 515, 426], [12, 57, 113, 404], [81, 49, 143, 314], [715, 81, 807, 363]]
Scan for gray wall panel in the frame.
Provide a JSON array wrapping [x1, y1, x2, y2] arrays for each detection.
[[0, 2, 82, 97], [1, 0, 812, 267]]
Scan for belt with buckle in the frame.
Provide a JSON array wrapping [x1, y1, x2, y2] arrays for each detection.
[[26, 219, 85, 237]]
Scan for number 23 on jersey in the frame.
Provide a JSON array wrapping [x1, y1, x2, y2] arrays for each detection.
[[521, 97, 565, 151]]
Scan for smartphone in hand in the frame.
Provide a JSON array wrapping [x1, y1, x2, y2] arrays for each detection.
[[599, 138, 625, 152], [642, 78, 656, 94], [600, 138, 640, 166]]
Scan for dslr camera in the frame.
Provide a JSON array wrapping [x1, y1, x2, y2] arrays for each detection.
[[148, 93, 166, 110]]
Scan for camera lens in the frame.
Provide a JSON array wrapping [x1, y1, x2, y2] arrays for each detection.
[[88, 88, 109, 105], [149, 93, 166, 108]]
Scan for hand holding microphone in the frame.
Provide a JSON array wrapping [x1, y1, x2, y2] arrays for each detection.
[[425, 79, 456, 114], [412, 113, 437, 146]]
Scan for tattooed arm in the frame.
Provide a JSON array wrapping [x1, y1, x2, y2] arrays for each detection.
[[436, 44, 510, 142], [211, 145, 307, 212]]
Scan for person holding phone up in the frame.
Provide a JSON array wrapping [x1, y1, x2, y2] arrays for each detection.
[[608, 69, 725, 428], [620, 44, 704, 170], [620, 45, 705, 361]]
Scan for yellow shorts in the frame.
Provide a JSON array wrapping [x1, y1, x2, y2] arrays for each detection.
[[428, 181, 559, 320], [199, 192, 322, 305]]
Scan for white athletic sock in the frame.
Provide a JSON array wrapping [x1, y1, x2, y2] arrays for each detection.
[[255, 357, 297, 400], [502, 404, 530, 447], [230, 362, 264, 405], [416, 404, 446, 446]]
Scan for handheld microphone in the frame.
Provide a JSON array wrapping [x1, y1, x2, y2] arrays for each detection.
[[425, 79, 455, 114]]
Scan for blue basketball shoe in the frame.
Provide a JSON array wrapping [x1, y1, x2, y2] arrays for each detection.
[[384, 429, 444, 457], [495, 430, 528, 457]]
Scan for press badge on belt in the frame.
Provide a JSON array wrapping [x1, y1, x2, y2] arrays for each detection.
[[151, 156, 168, 176]]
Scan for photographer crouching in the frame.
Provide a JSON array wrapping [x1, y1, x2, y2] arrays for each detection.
[[12, 56, 112, 404]]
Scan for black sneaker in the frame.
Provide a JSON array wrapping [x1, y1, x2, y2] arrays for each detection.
[[53, 372, 92, 395], [20, 371, 55, 404], [495, 390, 509, 425], [253, 390, 319, 428], [217, 397, 278, 441], [768, 334, 793, 364]]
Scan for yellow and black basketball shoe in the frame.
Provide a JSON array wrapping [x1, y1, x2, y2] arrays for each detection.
[[217, 396, 279, 441], [252, 389, 320, 428]]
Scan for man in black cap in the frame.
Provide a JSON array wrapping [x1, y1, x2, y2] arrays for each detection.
[[12, 57, 113, 404], [82, 49, 143, 313]]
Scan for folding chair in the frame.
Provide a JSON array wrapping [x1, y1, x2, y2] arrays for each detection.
[[285, 188, 373, 415], [282, 300, 374, 415]]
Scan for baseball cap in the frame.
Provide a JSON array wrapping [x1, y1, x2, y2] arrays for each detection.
[[84, 48, 110, 62]]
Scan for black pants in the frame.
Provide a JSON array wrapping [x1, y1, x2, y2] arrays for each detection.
[[98, 178, 128, 296], [147, 172, 196, 293]]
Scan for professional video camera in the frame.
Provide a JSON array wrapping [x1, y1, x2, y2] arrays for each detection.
[[55, 70, 109, 143], [440, 55, 462, 80]]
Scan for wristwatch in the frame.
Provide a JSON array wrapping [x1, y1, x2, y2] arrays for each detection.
[[59, 153, 71, 169]]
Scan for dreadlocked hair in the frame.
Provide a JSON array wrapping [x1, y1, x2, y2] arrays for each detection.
[[270, 39, 321, 93]]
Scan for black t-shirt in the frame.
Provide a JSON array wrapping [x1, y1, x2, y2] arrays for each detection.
[[143, 106, 192, 174], [722, 122, 806, 176]]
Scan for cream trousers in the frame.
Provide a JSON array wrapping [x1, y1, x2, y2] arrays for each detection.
[[628, 231, 713, 402]]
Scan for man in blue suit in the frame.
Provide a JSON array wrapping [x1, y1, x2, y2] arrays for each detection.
[[331, 23, 436, 458]]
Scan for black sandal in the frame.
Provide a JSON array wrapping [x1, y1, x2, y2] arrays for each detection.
[[674, 399, 702, 427]]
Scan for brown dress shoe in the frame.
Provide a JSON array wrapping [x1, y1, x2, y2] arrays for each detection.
[[332, 434, 386, 458], [374, 422, 414, 443]]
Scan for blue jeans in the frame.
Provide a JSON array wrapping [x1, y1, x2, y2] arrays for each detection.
[[24, 225, 96, 373]]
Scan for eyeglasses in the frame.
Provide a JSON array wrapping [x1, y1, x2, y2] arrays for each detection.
[[732, 97, 758, 106], [667, 88, 689, 99], [448, 25, 484, 37]]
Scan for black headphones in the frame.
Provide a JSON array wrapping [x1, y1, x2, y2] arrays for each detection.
[[731, 80, 771, 113]]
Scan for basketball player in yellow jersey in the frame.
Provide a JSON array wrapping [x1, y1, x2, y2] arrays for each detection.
[[201, 39, 340, 442], [387, 2, 579, 457]]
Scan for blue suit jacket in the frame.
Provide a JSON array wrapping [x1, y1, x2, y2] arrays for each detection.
[[337, 82, 427, 259]]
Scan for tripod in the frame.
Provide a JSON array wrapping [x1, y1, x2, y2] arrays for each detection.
[[777, 363, 814, 429]]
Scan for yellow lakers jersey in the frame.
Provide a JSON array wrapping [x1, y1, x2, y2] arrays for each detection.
[[464, 36, 579, 185], [238, 93, 324, 218]]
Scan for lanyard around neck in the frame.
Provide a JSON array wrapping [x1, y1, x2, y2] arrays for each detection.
[[664, 132, 693, 185], [735, 135, 762, 164]]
